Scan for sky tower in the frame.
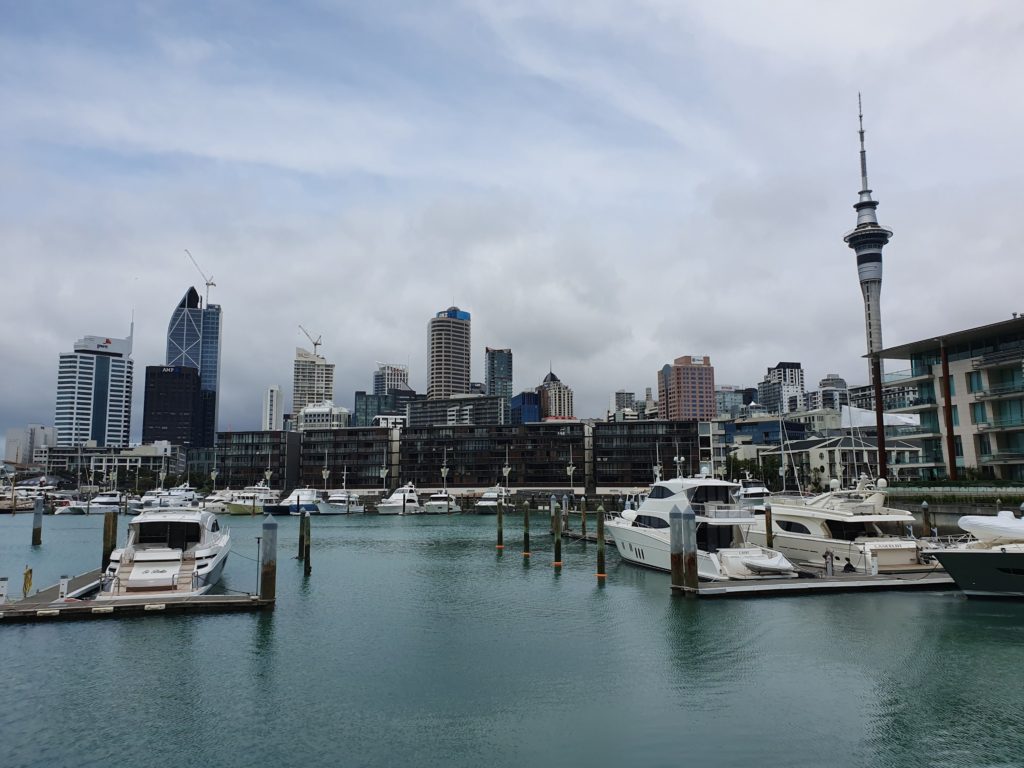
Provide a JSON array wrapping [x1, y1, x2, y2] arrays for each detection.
[[843, 95, 893, 383]]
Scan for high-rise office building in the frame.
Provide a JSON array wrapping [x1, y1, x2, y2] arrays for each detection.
[[843, 97, 892, 382], [142, 366, 203, 446], [715, 385, 745, 419], [262, 385, 283, 431], [757, 362, 806, 414], [484, 347, 512, 421], [293, 347, 335, 414], [537, 371, 574, 419], [427, 306, 471, 400], [4, 425, 56, 465], [373, 362, 409, 396], [55, 331, 134, 447], [166, 286, 222, 446], [657, 356, 716, 420]]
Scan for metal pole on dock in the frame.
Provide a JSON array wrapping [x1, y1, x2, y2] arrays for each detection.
[[522, 500, 530, 559], [596, 505, 606, 581], [303, 512, 312, 577], [764, 500, 774, 550], [260, 516, 278, 601], [681, 504, 698, 593], [496, 499, 504, 550], [297, 505, 307, 559], [31, 498, 43, 546], [553, 498, 562, 569], [549, 494, 555, 535], [102, 509, 118, 568], [562, 493, 569, 533], [670, 505, 684, 591]]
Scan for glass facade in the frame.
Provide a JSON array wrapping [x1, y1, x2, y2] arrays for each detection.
[[165, 287, 221, 446]]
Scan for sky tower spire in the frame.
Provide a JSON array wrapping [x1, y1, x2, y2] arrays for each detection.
[[843, 95, 893, 382]]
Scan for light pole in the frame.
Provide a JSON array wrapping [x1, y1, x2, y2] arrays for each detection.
[[322, 467, 330, 492], [211, 468, 219, 494], [566, 460, 575, 494], [380, 466, 389, 494]]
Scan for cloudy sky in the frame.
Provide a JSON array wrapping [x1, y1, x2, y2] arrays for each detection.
[[2, 1, 1023, 440]]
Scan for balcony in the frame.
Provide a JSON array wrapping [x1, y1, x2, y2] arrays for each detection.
[[978, 451, 1024, 465], [974, 383, 1024, 401], [891, 426, 943, 439], [892, 397, 938, 413], [881, 368, 934, 387], [897, 453, 946, 466], [976, 417, 1024, 433], [973, 344, 1024, 369]]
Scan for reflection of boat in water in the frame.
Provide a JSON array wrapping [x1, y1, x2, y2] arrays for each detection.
[[741, 476, 926, 574], [377, 484, 422, 515], [932, 511, 1024, 598], [607, 475, 797, 581], [100, 507, 230, 599]]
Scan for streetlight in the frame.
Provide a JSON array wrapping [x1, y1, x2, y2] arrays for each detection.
[[379, 466, 389, 493], [211, 468, 219, 493], [566, 459, 575, 493], [321, 466, 330, 492]]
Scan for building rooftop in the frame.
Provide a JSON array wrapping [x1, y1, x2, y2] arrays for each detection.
[[876, 315, 1024, 359]]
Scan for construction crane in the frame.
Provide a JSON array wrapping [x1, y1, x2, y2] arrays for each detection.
[[184, 249, 216, 306], [299, 325, 322, 356]]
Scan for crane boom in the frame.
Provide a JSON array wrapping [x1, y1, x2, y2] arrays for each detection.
[[184, 249, 216, 306], [299, 325, 322, 356]]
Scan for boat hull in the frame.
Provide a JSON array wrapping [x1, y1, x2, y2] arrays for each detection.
[[933, 549, 1024, 598], [606, 521, 725, 581], [317, 501, 364, 515], [743, 523, 922, 574]]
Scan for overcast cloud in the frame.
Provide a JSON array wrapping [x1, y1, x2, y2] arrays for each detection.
[[2, 0, 1024, 442]]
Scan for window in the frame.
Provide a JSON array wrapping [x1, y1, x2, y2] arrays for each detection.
[[647, 485, 677, 499], [971, 402, 987, 425], [778, 520, 811, 535], [966, 371, 983, 393]]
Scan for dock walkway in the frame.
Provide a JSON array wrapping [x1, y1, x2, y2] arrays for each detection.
[[681, 570, 955, 598]]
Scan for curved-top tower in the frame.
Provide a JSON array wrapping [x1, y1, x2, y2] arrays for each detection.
[[843, 95, 893, 381]]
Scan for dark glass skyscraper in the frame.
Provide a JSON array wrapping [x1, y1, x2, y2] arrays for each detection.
[[142, 366, 203, 446], [485, 347, 512, 422], [166, 287, 222, 446]]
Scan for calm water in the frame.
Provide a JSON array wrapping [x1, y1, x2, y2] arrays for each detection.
[[2, 512, 1023, 768]]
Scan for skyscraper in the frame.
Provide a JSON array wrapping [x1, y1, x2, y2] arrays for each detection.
[[537, 371, 574, 419], [142, 366, 203, 446], [757, 362, 805, 414], [166, 286, 222, 446], [262, 385, 283, 431], [485, 347, 512, 420], [293, 347, 335, 414], [373, 362, 409, 396], [657, 356, 716, 420], [427, 306, 471, 400], [843, 96, 892, 382], [54, 331, 134, 447]]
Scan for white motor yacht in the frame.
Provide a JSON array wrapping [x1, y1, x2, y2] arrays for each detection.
[[318, 489, 364, 515], [607, 476, 798, 581], [140, 483, 199, 510], [264, 488, 324, 516], [931, 511, 1024, 598], [224, 482, 281, 515], [100, 506, 230, 599], [377, 483, 422, 515], [474, 485, 512, 514], [424, 491, 461, 514], [89, 490, 127, 512], [733, 476, 770, 511], [741, 476, 925, 573]]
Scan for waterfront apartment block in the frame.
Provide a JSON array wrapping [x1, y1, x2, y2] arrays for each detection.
[[760, 435, 921, 489], [297, 426, 396, 490], [34, 441, 186, 483], [292, 347, 335, 414], [658, 356, 715, 420], [427, 306, 471, 400], [880, 315, 1024, 481], [54, 332, 134, 448], [756, 362, 804, 415], [485, 347, 513, 421], [407, 394, 507, 427], [215, 430, 300, 491]]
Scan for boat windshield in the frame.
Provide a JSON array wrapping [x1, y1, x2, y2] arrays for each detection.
[[823, 519, 887, 541], [135, 521, 202, 550], [692, 485, 734, 505]]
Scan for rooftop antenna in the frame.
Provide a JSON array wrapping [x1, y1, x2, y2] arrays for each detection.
[[184, 249, 216, 307], [857, 92, 869, 193], [299, 325, 322, 357]]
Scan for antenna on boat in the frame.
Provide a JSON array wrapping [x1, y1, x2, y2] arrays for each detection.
[[185, 249, 216, 307]]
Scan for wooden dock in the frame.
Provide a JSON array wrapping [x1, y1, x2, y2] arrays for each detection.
[[0, 569, 274, 623], [677, 570, 956, 598]]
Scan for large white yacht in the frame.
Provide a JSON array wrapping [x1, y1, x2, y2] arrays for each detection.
[[741, 476, 925, 573], [377, 483, 422, 515], [266, 488, 324, 516], [474, 485, 512, 514], [224, 482, 281, 515], [732, 476, 770, 511], [931, 511, 1024, 598], [318, 489, 364, 515], [424, 491, 461, 514], [139, 483, 199, 510], [101, 507, 230, 599], [607, 476, 798, 581]]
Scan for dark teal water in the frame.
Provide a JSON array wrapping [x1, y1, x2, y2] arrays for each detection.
[[2, 513, 1023, 768]]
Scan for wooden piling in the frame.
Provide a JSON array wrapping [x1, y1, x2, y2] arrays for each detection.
[[562, 494, 569, 533], [681, 505, 698, 594], [496, 499, 504, 550], [260, 515, 278, 601], [297, 507, 307, 559], [764, 500, 774, 550], [549, 494, 555, 535], [101, 509, 118, 569], [553, 498, 562, 569], [580, 497, 587, 539], [303, 512, 312, 577], [31, 498, 43, 546], [670, 504, 684, 591], [596, 505, 606, 580], [522, 500, 530, 559]]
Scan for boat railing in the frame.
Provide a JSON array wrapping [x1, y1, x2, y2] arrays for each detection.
[[692, 502, 751, 519]]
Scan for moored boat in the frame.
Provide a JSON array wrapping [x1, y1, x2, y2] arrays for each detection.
[[377, 483, 422, 515], [932, 511, 1024, 598]]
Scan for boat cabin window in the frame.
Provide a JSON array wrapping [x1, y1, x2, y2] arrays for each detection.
[[633, 514, 669, 529], [821, 520, 876, 541], [136, 521, 202, 550], [696, 523, 735, 554], [691, 485, 733, 506], [647, 485, 676, 499], [777, 520, 812, 535], [211, 520, 220, 532]]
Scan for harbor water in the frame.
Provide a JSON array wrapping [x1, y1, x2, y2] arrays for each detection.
[[2, 512, 1023, 768]]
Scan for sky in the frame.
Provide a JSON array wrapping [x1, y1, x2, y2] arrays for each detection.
[[2, 0, 1024, 442]]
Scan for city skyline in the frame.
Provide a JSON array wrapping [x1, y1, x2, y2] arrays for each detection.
[[2, 3, 1023, 445]]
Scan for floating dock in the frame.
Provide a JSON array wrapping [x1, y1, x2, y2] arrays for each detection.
[[678, 570, 955, 598], [0, 569, 274, 623]]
